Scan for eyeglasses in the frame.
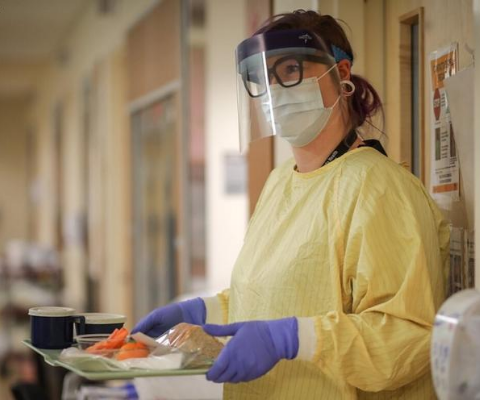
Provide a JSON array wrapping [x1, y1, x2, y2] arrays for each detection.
[[241, 54, 333, 98]]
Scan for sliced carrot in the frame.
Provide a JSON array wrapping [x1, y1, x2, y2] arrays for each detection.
[[106, 328, 128, 349], [120, 342, 147, 351], [116, 348, 149, 361], [115, 328, 128, 341], [85, 328, 129, 353], [116, 327, 128, 338], [107, 329, 119, 340]]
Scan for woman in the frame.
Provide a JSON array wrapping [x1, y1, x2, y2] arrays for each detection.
[[133, 10, 449, 399]]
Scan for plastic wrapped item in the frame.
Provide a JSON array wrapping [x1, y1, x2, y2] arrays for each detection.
[[58, 324, 223, 372], [59, 345, 184, 372], [59, 347, 130, 371], [156, 323, 224, 368]]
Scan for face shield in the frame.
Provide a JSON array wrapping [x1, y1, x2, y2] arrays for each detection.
[[236, 30, 341, 153]]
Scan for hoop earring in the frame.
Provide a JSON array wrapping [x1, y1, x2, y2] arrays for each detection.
[[341, 80, 355, 97]]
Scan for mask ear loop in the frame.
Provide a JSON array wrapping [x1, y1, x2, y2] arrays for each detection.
[[315, 64, 337, 82], [340, 80, 355, 97]]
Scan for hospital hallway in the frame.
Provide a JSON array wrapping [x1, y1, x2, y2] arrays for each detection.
[[0, 0, 479, 399]]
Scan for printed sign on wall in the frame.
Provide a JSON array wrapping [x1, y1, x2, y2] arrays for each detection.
[[429, 43, 460, 202]]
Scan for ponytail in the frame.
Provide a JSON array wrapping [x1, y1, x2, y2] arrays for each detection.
[[349, 74, 384, 129]]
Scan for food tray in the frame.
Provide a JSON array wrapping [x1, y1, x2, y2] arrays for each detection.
[[22, 340, 209, 381]]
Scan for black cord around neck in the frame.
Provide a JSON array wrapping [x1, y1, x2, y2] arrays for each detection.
[[323, 129, 359, 166], [323, 130, 388, 167]]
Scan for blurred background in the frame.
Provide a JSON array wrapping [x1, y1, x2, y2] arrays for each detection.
[[0, 0, 476, 398]]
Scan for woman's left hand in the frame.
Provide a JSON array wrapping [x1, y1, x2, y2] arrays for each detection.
[[203, 317, 299, 383]]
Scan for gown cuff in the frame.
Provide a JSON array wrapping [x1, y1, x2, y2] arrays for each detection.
[[203, 296, 225, 325], [296, 317, 318, 361]]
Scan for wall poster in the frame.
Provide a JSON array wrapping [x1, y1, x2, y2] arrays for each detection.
[[429, 43, 460, 202]]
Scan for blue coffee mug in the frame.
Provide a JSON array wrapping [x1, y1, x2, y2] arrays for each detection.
[[74, 313, 126, 335], [29, 307, 85, 349]]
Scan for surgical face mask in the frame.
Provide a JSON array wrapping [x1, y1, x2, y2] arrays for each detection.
[[261, 65, 340, 147]]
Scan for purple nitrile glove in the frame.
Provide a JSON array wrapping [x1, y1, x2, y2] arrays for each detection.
[[131, 298, 206, 338], [203, 317, 298, 383]]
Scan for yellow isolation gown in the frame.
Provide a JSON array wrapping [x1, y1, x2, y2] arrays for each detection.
[[216, 147, 449, 399]]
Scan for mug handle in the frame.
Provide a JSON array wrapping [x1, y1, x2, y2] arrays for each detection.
[[72, 315, 86, 336]]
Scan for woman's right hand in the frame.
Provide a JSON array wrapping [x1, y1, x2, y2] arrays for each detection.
[[131, 298, 206, 338]]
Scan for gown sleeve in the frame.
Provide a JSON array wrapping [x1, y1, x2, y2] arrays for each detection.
[[204, 289, 230, 325], [307, 166, 450, 392]]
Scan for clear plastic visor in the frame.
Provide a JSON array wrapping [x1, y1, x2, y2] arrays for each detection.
[[236, 48, 338, 153]]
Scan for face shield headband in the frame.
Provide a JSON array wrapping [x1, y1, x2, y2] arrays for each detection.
[[237, 30, 326, 62], [236, 30, 353, 78]]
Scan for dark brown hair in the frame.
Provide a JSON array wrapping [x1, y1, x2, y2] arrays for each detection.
[[254, 10, 383, 131]]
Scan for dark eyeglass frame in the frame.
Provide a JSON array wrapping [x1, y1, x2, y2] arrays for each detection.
[[242, 53, 334, 98]]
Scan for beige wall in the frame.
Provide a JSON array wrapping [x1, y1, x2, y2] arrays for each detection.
[[19, 0, 159, 320], [102, 45, 132, 318], [384, 0, 473, 167], [205, 0, 249, 293], [474, 0, 480, 288], [27, 0, 159, 245], [384, 0, 472, 228], [0, 99, 29, 249]]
